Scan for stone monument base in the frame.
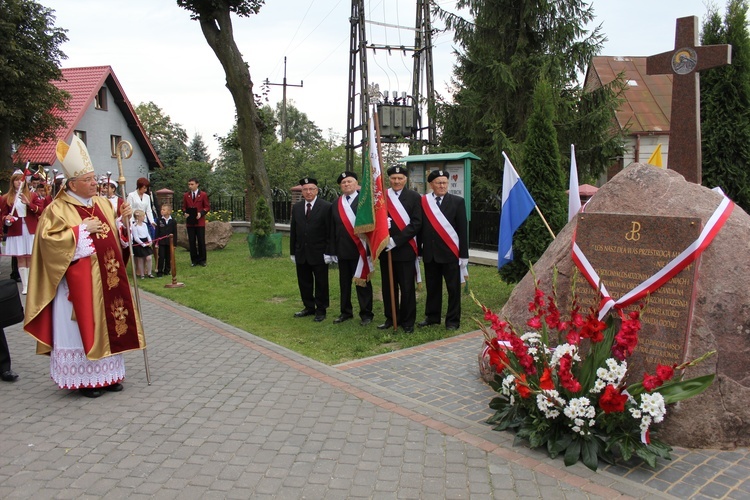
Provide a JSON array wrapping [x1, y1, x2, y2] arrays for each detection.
[[492, 163, 749, 449]]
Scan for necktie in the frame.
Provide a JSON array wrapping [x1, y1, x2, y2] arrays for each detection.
[[346, 195, 350, 203], [436, 196, 442, 207], [192, 192, 196, 200], [306, 202, 312, 219]]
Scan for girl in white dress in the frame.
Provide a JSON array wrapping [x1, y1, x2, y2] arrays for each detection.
[[1, 171, 44, 294]]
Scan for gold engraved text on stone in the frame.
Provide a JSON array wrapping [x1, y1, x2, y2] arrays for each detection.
[[625, 221, 641, 241]]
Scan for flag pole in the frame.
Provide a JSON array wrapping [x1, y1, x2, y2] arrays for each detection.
[[116, 140, 152, 385], [370, 103, 398, 331], [535, 205, 556, 240]]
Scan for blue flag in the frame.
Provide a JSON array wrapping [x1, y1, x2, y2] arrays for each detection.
[[498, 152, 536, 269]]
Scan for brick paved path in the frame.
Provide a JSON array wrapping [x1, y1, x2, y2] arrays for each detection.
[[0, 266, 747, 498]]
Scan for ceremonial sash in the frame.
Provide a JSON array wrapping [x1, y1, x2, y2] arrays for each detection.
[[388, 189, 418, 256], [422, 195, 459, 259], [73, 204, 141, 354], [572, 193, 734, 319], [338, 196, 373, 284]]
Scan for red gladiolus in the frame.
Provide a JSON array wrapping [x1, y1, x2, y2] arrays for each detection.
[[558, 354, 582, 393], [580, 312, 606, 343], [539, 367, 555, 390], [527, 316, 543, 329], [487, 346, 510, 373], [642, 373, 662, 391], [599, 384, 628, 413], [516, 375, 532, 399], [655, 364, 675, 383]]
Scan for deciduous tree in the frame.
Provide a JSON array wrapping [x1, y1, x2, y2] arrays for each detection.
[[177, 0, 272, 223], [0, 0, 68, 170]]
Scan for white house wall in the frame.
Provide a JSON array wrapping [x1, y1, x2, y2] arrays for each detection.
[[50, 83, 150, 192]]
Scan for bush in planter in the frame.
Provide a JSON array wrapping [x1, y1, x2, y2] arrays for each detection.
[[247, 197, 281, 257]]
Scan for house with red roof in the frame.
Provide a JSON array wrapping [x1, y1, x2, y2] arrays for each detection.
[[14, 65, 161, 188], [585, 56, 672, 179]]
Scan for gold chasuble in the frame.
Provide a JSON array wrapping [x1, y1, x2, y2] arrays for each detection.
[[24, 190, 146, 359]]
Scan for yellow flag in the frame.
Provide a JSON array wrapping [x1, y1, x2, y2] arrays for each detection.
[[647, 144, 663, 168]]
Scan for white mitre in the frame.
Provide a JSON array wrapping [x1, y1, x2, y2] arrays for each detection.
[[56, 135, 94, 179]]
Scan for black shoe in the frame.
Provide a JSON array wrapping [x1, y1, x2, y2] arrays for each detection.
[[314, 315, 326, 322], [333, 315, 353, 324], [0, 370, 19, 382], [402, 326, 414, 333], [104, 383, 123, 392], [191, 263, 196, 267], [360, 318, 373, 326], [79, 387, 104, 398], [200, 262, 207, 267], [11, 276, 21, 283], [294, 309, 314, 318], [377, 322, 393, 330], [156, 272, 163, 278], [418, 319, 440, 328], [446, 324, 459, 331]]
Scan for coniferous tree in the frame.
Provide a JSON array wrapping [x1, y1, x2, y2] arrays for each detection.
[[188, 133, 211, 163], [434, 0, 624, 202], [701, 0, 750, 211], [499, 78, 567, 283]]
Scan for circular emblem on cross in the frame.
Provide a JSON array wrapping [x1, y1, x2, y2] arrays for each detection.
[[671, 47, 698, 75]]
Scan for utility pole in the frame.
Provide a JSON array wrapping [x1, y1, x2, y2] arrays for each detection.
[[264, 57, 303, 141]]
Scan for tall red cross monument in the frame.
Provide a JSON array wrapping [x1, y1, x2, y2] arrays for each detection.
[[646, 16, 731, 184]]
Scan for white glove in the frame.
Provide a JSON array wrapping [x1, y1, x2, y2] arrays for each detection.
[[290, 255, 296, 264], [459, 258, 469, 268], [385, 237, 396, 251], [331, 255, 339, 264], [324, 254, 334, 265], [387, 217, 392, 229]]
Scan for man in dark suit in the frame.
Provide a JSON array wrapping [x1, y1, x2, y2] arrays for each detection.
[[378, 165, 422, 333], [418, 170, 469, 330], [182, 177, 210, 267], [330, 171, 374, 326], [290, 177, 333, 322]]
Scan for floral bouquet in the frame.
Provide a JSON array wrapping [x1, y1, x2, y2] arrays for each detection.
[[475, 273, 715, 471]]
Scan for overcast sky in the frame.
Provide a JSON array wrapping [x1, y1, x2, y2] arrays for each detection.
[[38, 0, 714, 156]]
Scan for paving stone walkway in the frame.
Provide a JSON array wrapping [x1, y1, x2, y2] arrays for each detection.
[[0, 259, 747, 498]]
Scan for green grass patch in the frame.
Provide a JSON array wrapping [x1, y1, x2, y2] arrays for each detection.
[[137, 233, 513, 365]]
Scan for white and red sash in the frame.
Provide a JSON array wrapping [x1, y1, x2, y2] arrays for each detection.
[[388, 189, 422, 283], [338, 195, 373, 284], [572, 192, 734, 319], [422, 194, 459, 259]]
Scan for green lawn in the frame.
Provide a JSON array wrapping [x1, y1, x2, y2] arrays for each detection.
[[137, 233, 512, 365]]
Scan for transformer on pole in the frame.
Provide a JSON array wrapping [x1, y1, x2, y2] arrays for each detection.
[[345, 0, 436, 171]]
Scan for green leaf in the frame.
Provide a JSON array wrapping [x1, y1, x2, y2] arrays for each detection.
[[635, 445, 658, 469], [564, 438, 582, 467], [657, 375, 715, 404], [581, 438, 599, 471], [548, 432, 573, 458]]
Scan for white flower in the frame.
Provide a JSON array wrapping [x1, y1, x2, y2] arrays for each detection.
[[592, 379, 606, 393], [640, 393, 666, 422], [521, 331, 542, 344], [550, 344, 580, 367], [501, 375, 515, 396], [596, 367, 608, 379]]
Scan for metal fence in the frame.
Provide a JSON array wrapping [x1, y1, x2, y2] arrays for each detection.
[[210, 196, 246, 221], [211, 193, 501, 251]]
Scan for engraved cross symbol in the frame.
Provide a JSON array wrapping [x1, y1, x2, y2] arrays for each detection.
[[646, 16, 731, 184]]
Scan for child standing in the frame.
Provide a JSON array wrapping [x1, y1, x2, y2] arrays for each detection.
[[131, 209, 154, 279], [155, 204, 177, 277]]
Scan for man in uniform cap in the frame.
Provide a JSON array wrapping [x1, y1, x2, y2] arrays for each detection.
[[24, 135, 146, 397], [418, 170, 469, 330], [378, 165, 423, 333], [290, 177, 333, 322], [330, 171, 374, 325]]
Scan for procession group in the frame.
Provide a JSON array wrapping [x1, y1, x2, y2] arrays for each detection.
[[290, 166, 469, 334]]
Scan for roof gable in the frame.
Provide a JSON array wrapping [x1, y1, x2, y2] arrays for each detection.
[[585, 56, 672, 134], [15, 66, 162, 170]]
